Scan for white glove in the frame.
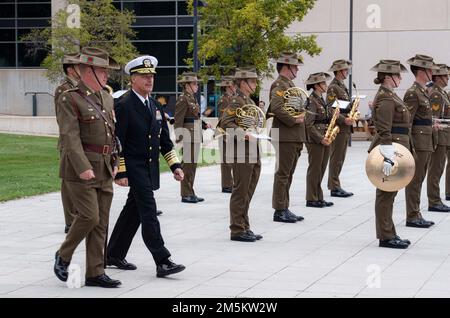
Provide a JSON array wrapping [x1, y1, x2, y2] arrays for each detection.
[[379, 144, 396, 176]]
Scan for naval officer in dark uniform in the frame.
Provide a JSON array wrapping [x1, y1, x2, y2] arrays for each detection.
[[106, 55, 186, 277]]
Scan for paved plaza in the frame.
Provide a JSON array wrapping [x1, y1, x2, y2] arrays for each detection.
[[1, 141, 450, 298]]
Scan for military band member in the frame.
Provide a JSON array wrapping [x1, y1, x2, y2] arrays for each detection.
[[446, 89, 450, 201], [174, 72, 211, 203], [53, 47, 122, 287], [305, 72, 334, 208], [219, 67, 263, 242], [267, 52, 305, 223], [326, 59, 354, 198], [54, 53, 81, 234], [217, 75, 236, 193], [368, 60, 411, 249], [403, 54, 437, 228], [107, 56, 185, 277], [427, 64, 450, 212]]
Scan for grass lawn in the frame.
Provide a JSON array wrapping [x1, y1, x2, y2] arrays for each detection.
[[0, 133, 220, 202]]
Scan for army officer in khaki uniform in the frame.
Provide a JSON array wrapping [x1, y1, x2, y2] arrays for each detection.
[[427, 64, 450, 213], [174, 72, 210, 203], [219, 67, 263, 242], [267, 52, 305, 223], [54, 53, 81, 234], [326, 60, 354, 198], [53, 47, 122, 288], [403, 54, 437, 228], [368, 60, 411, 249], [217, 76, 236, 193], [305, 72, 334, 208]]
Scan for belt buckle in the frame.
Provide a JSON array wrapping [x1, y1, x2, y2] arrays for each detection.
[[102, 145, 110, 155]]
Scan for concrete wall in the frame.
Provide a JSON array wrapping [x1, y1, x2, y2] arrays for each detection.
[[0, 70, 56, 116], [260, 0, 450, 116]]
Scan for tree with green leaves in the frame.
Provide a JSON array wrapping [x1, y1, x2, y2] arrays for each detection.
[[21, 0, 137, 83], [187, 0, 321, 78]]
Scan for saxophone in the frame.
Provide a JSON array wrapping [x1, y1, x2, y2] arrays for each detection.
[[324, 101, 340, 143], [348, 83, 360, 121]]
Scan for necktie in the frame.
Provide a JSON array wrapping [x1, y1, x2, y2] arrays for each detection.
[[144, 99, 151, 112]]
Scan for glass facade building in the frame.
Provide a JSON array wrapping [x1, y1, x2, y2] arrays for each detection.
[[0, 0, 214, 113]]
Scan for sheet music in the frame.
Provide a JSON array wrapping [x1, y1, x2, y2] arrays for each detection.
[[332, 100, 350, 109]]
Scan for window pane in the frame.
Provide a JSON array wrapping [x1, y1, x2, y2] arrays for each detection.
[[178, 27, 192, 40], [18, 4, 51, 18], [134, 41, 175, 67], [177, 1, 188, 15], [0, 43, 15, 67], [133, 27, 175, 41], [0, 29, 15, 41], [0, 19, 14, 27], [178, 41, 190, 66], [17, 18, 50, 28], [17, 43, 47, 67], [134, 17, 176, 26], [124, 1, 175, 16], [153, 68, 175, 92], [0, 4, 14, 18]]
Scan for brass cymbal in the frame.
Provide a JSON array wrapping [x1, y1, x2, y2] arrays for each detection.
[[365, 142, 415, 192]]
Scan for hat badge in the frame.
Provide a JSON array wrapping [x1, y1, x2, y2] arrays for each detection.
[[143, 59, 152, 68]]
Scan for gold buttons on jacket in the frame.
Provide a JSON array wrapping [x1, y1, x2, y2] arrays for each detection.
[[149, 147, 152, 150], [149, 158, 152, 162], [149, 135, 151, 139]]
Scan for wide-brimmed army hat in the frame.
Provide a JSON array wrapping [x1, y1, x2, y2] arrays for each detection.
[[370, 60, 408, 74], [305, 72, 332, 85], [406, 54, 439, 70], [275, 52, 303, 66], [218, 76, 235, 87], [62, 53, 80, 66], [177, 72, 201, 83], [78, 47, 120, 70], [125, 55, 158, 75], [328, 59, 352, 72], [432, 63, 449, 76], [234, 67, 258, 79]]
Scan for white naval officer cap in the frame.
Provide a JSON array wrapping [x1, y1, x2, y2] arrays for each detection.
[[124, 55, 158, 75]]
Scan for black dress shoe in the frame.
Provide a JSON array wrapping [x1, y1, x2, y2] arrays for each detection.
[[285, 209, 304, 221], [247, 230, 263, 240], [428, 204, 450, 212], [156, 210, 163, 216], [156, 259, 186, 277], [106, 257, 137, 270], [320, 200, 334, 207], [446, 195, 450, 201], [406, 218, 434, 228], [64, 224, 71, 234], [273, 209, 297, 223], [54, 251, 69, 282], [330, 188, 352, 198], [181, 196, 198, 203], [85, 274, 121, 288], [379, 238, 409, 249], [194, 195, 204, 202], [222, 187, 232, 193], [306, 200, 325, 208], [395, 235, 411, 245], [230, 232, 256, 242]]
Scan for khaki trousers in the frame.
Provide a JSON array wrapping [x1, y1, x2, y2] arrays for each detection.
[[327, 132, 350, 190], [180, 142, 201, 197], [405, 150, 431, 220], [229, 160, 261, 236], [306, 143, 330, 201], [375, 189, 398, 240], [272, 142, 303, 210], [59, 178, 113, 278], [427, 145, 446, 206]]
